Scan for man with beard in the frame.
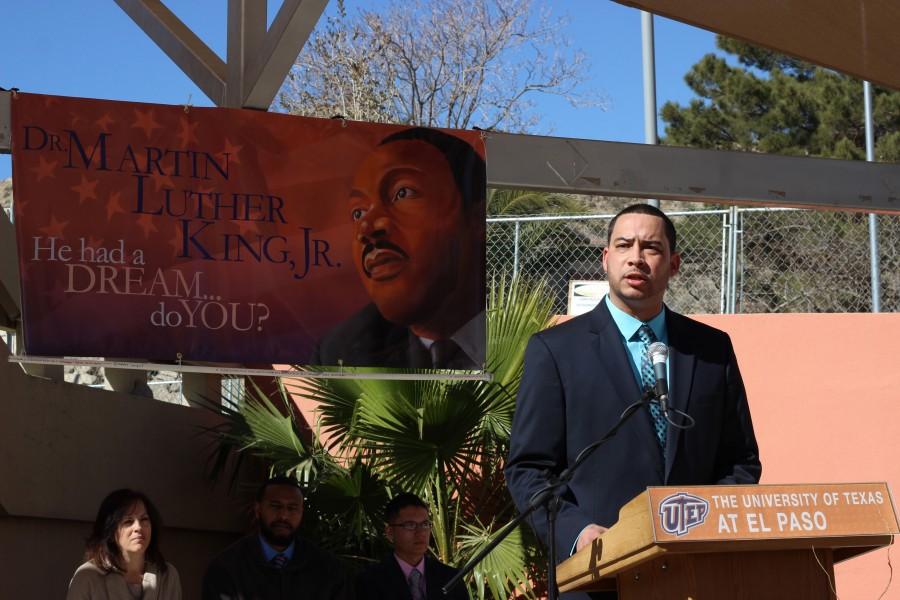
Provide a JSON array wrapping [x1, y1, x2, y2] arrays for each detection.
[[310, 127, 486, 370], [202, 476, 352, 600]]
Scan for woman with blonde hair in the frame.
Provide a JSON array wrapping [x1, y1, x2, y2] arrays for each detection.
[[67, 488, 181, 599]]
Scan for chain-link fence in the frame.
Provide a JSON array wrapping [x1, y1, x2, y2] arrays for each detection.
[[487, 205, 900, 315]]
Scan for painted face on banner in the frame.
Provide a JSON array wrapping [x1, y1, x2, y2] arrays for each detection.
[[348, 139, 476, 327]]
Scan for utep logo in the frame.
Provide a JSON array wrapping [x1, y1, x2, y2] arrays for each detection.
[[659, 492, 709, 536]]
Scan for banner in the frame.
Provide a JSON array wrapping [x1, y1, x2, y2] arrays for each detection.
[[11, 93, 486, 368]]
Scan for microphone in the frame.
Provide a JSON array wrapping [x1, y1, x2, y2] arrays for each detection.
[[647, 342, 669, 414]]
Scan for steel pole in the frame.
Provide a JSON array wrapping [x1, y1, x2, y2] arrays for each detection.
[[512, 220, 521, 278], [641, 11, 660, 209], [719, 213, 728, 313], [727, 207, 738, 313], [863, 81, 881, 312]]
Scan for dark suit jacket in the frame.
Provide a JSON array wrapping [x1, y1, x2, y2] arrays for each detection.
[[504, 301, 761, 598], [356, 554, 469, 600], [310, 303, 480, 369], [202, 534, 353, 600]]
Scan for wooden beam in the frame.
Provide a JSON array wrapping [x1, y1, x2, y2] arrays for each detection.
[[614, 0, 900, 91]]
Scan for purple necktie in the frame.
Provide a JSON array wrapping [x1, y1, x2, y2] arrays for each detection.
[[408, 567, 425, 600]]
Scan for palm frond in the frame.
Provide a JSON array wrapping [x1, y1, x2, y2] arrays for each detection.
[[286, 375, 363, 453], [457, 521, 537, 600], [206, 377, 333, 481], [488, 189, 585, 217], [303, 459, 391, 559], [487, 275, 555, 388], [351, 381, 485, 492]]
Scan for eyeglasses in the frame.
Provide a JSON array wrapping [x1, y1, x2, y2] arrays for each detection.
[[389, 520, 432, 532]]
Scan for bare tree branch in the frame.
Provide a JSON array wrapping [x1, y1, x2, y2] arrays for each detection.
[[277, 0, 606, 132]]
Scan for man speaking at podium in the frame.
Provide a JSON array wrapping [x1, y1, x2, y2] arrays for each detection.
[[505, 204, 761, 599]]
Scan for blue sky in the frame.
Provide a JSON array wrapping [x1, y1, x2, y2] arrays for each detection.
[[0, 0, 717, 180]]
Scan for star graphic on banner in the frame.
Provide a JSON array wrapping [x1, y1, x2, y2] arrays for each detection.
[[177, 118, 199, 146], [169, 226, 184, 254], [133, 108, 162, 137], [193, 184, 216, 204], [31, 156, 58, 181], [71, 175, 99, 204], [39, 215, 69, 238], [136, 213, 159, 237], [106, 190, 125, 220], [222, 138, 243, 165], [96, 113, 115, 130], [150, 171, 176, 192], [70, 113, 83, 127], [87, 236, 105, 249], [235, 218, 259, 237], [44, 97, 60, 107]]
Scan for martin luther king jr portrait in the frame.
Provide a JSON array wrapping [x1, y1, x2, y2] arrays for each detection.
[[310, 127, 486, 370]]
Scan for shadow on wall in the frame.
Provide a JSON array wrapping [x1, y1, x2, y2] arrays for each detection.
[[0, 340, 262, 597]]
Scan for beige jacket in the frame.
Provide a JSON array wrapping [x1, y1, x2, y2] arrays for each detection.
[[66, 561, 182, 600]]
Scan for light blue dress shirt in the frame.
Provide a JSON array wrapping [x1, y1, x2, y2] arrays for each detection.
[[604, 295, 670, 391]]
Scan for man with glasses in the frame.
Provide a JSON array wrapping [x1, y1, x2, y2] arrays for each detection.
[[357, 492, 469, 599]]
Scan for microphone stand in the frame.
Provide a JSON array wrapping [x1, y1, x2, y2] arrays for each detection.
[[443, 389, 658, 599]]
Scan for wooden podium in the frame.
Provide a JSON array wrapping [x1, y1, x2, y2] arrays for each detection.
[[557, 483, 899, 599]]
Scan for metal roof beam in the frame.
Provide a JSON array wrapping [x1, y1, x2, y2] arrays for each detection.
[[242, 0, 329, 109], [485, 132, 900, 214], [113, 0, 327, 110], [113, 0, 227, 105], [226, 0, 268, 108]]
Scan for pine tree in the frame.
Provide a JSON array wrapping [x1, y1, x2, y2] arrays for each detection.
[[661, 36, 900, 313], [661, 36, 900, 161]]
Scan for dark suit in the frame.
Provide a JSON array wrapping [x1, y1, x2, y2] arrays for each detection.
[[311, 303, 480, 369], [356, 554, 470, 600], [504, 301, 761, 599], [202, 534, 353, 600]]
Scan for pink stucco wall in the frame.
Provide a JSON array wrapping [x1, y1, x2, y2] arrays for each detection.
[[696, 313, 900, 598]]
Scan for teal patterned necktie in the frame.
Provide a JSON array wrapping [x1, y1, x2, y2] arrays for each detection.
[[638, 324, 667, 449]]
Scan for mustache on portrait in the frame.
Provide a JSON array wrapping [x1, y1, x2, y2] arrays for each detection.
[[361, 239, 409, 277]]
